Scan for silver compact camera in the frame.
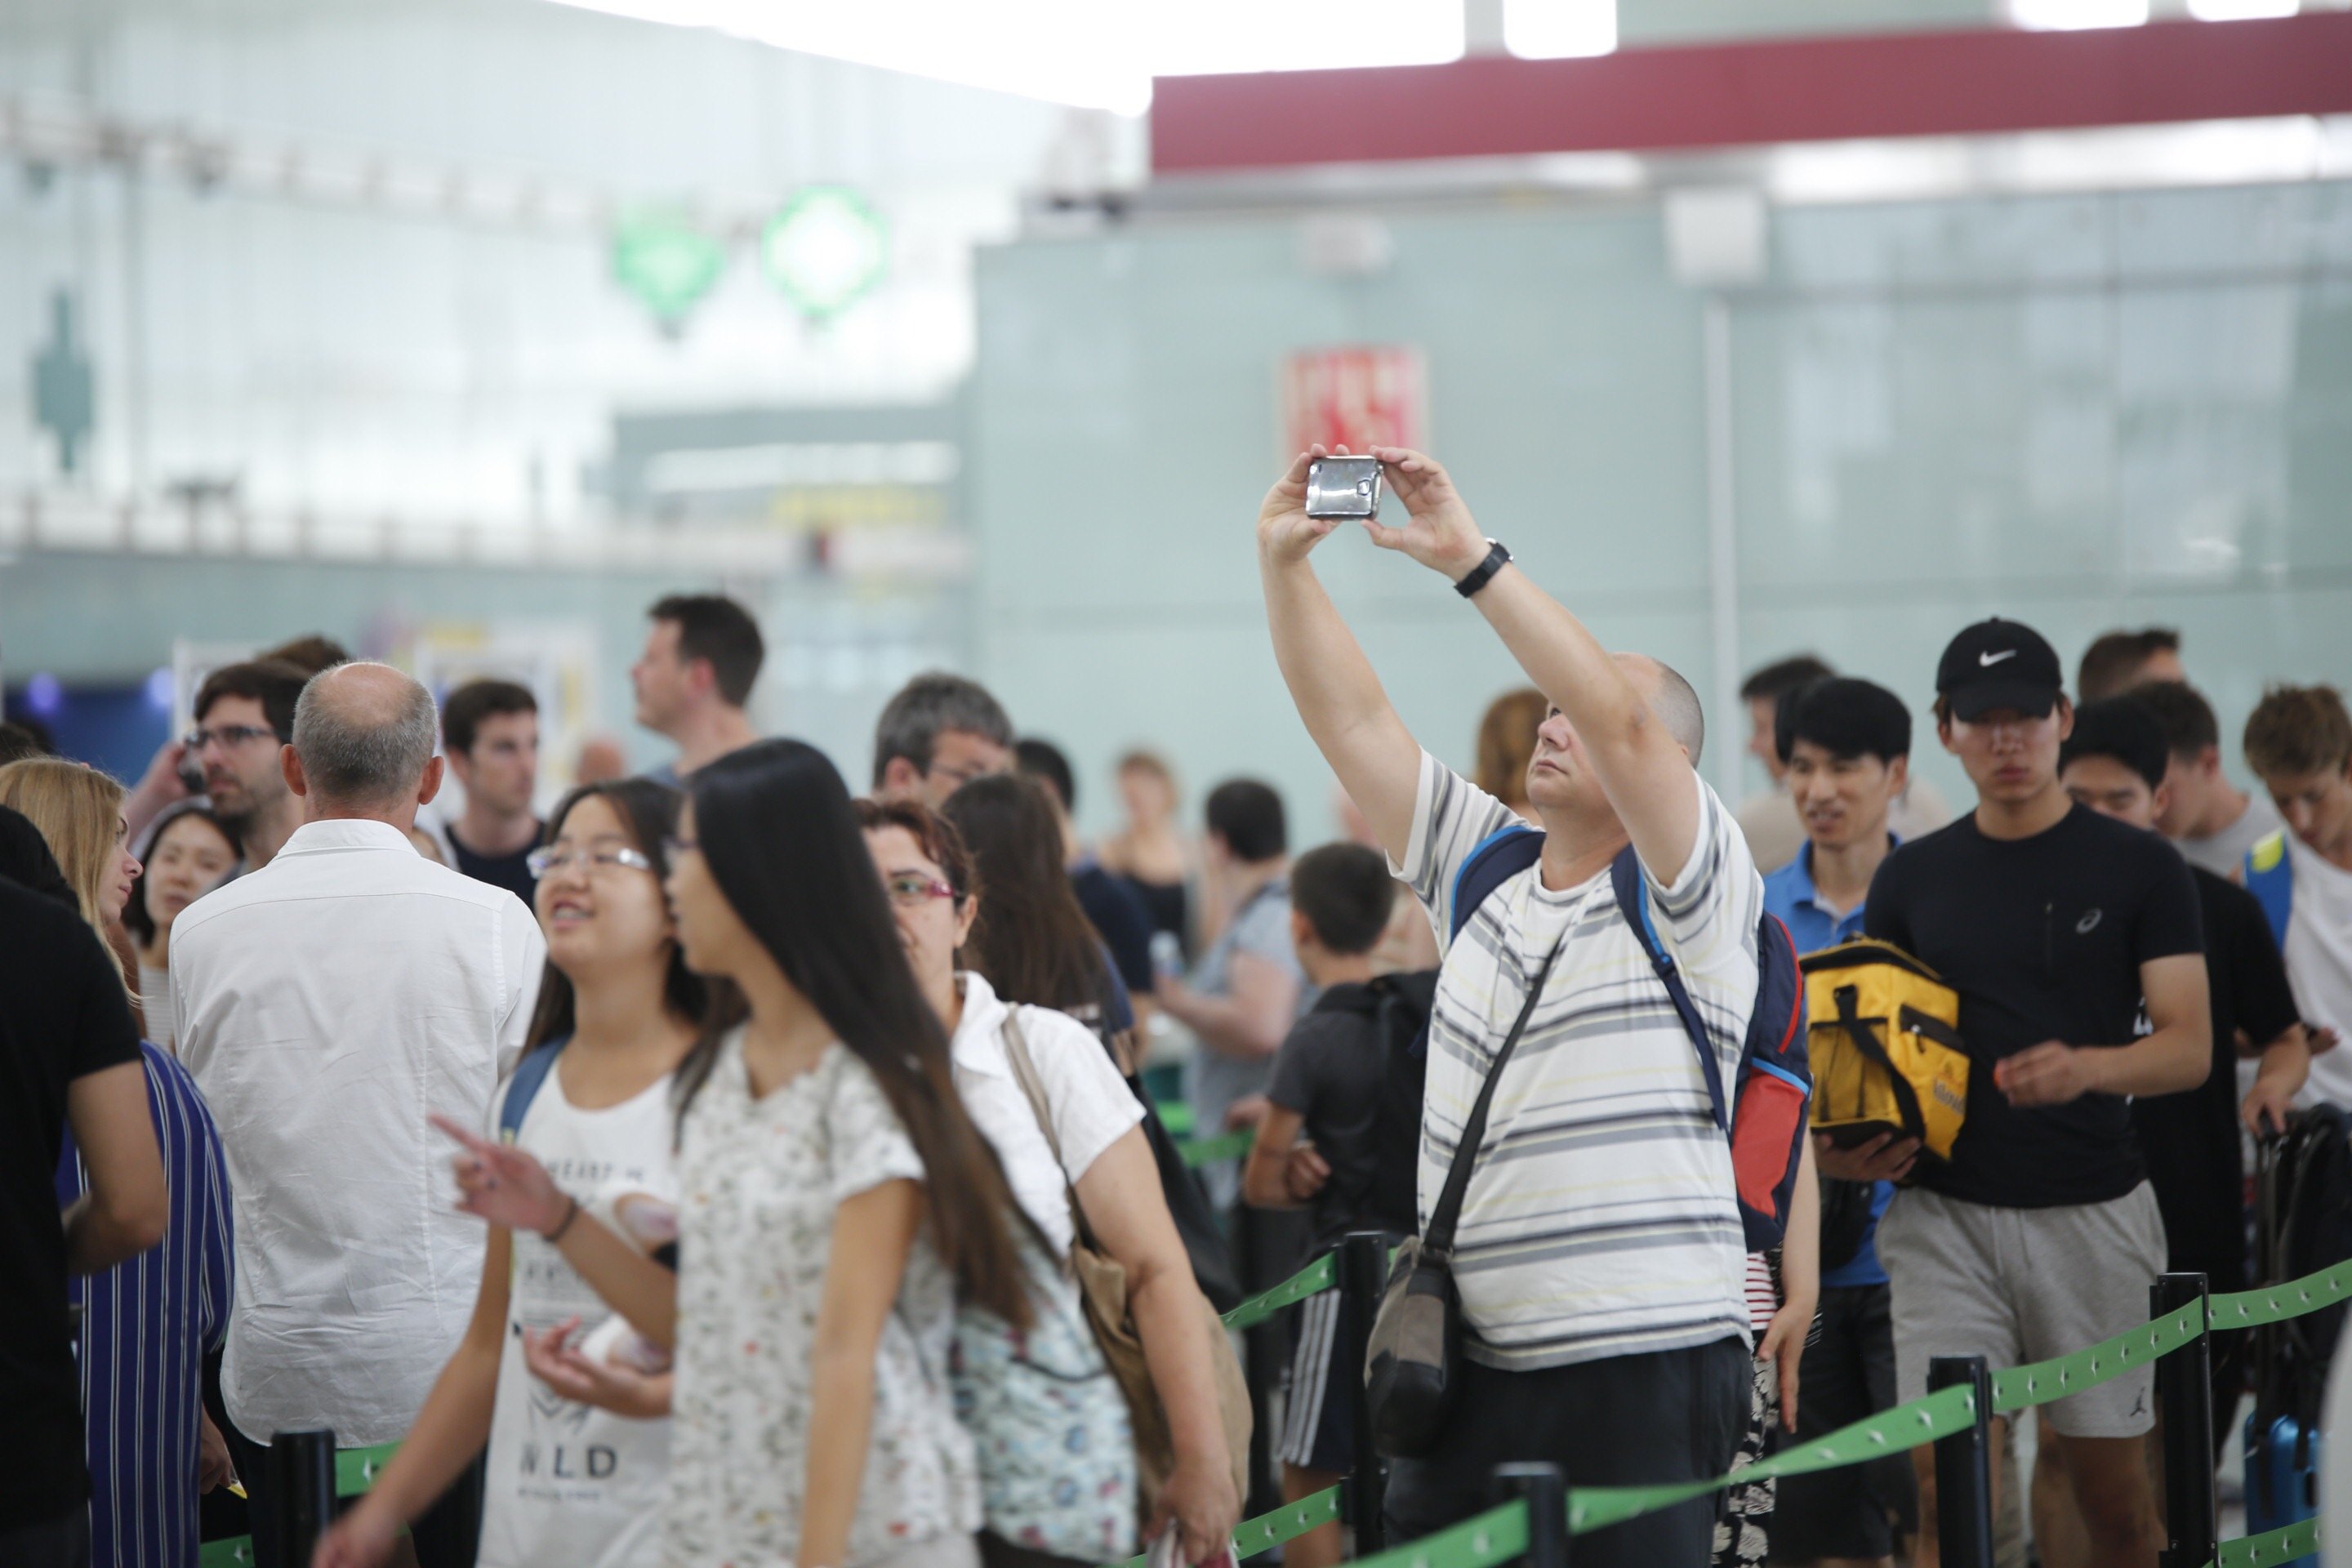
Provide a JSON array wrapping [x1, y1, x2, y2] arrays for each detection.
[[1304, 454, 1385, 521]]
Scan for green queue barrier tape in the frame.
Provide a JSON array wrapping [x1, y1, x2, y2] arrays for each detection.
[[1178, 1129, 1254, 1169], [1223, 1251, 1339, 1333], [2207, 1516, 2322, 1567], [1098, 1485, 1346, 1568], [2209, 1258, 2352, 1330], [198, 1539, 254, 1568], [1990, 1300, 2207, 1413], [1156, 1101, 1197, 1139], [336, 1441, 400, 1496], [1336, 1497, 1527, 1568]]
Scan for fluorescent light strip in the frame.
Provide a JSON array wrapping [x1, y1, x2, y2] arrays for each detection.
[[544, 0, 1464, 114], [1503, 0, 1617, 59]]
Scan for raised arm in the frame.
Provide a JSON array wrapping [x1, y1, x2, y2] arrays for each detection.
[[1256, 448, 1423, 865], [1361, 447, 1704, 880]]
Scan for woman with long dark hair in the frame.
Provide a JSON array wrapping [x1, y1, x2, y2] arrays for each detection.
[[122, 801, 238, 1050], [318, 779, 702, 1568], [942, 773, 1125, 1035], [435, 740, 1031, 1568]]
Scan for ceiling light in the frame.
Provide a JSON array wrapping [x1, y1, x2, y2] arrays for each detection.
[[543, 0, 1463, 114], [2007, 0, 2148, 29], [2186, 0, 2296, 16], [1504, 0, 1618, 59]]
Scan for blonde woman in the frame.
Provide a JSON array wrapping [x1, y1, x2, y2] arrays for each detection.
[[0, 757, 238, 1566], [0, 760, 144, 950]]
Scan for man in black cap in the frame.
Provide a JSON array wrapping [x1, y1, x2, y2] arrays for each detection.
[[1820, 618, 2211, 1568]]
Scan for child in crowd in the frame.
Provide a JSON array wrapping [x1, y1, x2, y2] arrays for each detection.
[[1242, 842, 1427, 1568]]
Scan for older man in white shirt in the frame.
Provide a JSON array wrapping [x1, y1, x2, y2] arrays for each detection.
[[175, 662, 543, 1568]]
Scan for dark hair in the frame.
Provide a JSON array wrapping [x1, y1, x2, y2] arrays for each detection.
[[2060, 697, 2172, 792], [0, 804, 74, 908], [2245, 685, 2352, 780], [1740, 654, 1836, 704], [2130, 679, 2221, 760], [195, 658, 310, 740], [256, 635, 353, 676], [1205, 778, 1286, 862], [649, 595, 765, 708], [0, 724, 49, 766], [938, 773, 1119, 1026], [856, 796, 974, 902], [1014, 737, 1076, 814], [1289, 843, 1395, 956], [1475, 688, 1547, 806], [523, 779, 706, 1054], [672, 739, 1031, 1325], [443, 679, 539, 756], [122, 803, 239, 943], [1781, 678, 1913, 767], [2077, 628, 2181, 703], [873, 673, 1013, 789]]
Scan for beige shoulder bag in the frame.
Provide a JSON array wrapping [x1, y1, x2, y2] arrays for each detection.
[[1000, 1011, 1253, 1518]]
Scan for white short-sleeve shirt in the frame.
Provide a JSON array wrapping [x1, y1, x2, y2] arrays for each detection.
[[948, 972, 1145, 1253]]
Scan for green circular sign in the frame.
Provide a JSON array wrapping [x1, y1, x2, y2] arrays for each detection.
[[761, 187, 889, 319]]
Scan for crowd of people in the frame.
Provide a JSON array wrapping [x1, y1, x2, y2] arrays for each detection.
[[4, 449, 2351, 1568]]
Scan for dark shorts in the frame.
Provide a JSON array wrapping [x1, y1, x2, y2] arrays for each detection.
[[1386, 1336, 1749, 1568], [1768, 1283, 1917, 1564], [1278, 1292, 1352, 1475]]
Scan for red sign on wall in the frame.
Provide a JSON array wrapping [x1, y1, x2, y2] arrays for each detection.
[[1280, 346, 1427, 460]]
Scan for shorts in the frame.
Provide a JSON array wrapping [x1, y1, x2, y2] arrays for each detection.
[[1769, 1283, 1916, 1563], [1277, 1292, 1352, 1474], [1877, 1182, 2167, 1440]]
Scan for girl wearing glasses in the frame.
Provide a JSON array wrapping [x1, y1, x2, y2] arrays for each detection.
[[317, 779, 703, 1568], [425, 740, 1035, 1568]]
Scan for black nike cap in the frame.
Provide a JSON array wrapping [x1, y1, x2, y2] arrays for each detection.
[[1936, 618, 2064, 721]]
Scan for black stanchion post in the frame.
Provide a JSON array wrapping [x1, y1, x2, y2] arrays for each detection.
[[1233, 1202, 1284, 1518], [1492, 1462, 1570, 1568], [2153, 1272, 2218, 1568], [264, 1428, 336, 1568], [1339, 1232, 1388, 1552], [1927, 1356, 1994, 1568]]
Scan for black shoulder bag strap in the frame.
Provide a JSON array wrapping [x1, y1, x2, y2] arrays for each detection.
[[1423, 934, 1566, 1260], [1833, 984, 1928, 1143]]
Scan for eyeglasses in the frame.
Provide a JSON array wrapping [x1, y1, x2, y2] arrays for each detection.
[[924, 759, 1000, 791], [884, 871, 957, 908], [184, 724, 278, 753], [526, 844, 656, 878]]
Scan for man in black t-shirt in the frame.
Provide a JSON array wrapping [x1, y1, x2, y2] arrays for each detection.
[[0, 871, 169, 1566], [2059, 697, 2310, 1441], [1829, 620, 2210, 1568], [438, 679, 543, 905], [1242, 842, 1416, 1568]]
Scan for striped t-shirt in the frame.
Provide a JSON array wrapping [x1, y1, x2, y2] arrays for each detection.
[[1396, 751, 1762, 1372]]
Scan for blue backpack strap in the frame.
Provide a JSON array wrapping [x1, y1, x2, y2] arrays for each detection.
[[1448, 823, 1546, 943], [498, 1037, 568, 1143], [2247, 831, 2293, 950], [1607, 848, 1731, 1134]]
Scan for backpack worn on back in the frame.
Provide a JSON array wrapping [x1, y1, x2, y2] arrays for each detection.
[[1368, 969, 1438, 1235], [1799, 939, 1969, 1165], [499, 1036, 569, 1141], [1447, 824, 1811, 1251]]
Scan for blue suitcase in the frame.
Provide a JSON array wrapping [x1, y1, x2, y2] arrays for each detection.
[[2242, 1407, 2320, 1535]]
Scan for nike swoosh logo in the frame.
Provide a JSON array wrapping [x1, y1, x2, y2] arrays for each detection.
[[1979, 649, 2018, 666]]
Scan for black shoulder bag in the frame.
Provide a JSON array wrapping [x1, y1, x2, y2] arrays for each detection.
[[1364, 934, 1565, 1459]]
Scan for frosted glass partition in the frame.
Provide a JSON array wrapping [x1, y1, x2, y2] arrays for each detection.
[[969, 181, 2352, 840]]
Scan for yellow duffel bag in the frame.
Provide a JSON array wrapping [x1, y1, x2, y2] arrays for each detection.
[[1799, 938, 1970, 1165]]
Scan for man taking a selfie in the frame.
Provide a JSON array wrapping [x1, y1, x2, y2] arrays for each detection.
[[1256, 445, 1757, 1567]]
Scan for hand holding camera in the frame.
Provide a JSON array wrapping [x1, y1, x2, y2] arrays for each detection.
[[1262, 445, 1488, 583], [1357, 445, 1489, 580]]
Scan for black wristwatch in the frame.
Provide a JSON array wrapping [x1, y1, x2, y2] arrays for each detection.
[[1454, 539, 1512, 599]]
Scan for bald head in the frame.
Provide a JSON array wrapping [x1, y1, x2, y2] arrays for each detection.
[[292, 662, 439, 808], [1616, 653, 1705, 767]]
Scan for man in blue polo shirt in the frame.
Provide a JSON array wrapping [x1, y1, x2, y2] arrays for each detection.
[[1762, 675, 1919, 1568]]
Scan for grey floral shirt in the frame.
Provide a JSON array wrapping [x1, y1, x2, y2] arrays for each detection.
[[665, 1031, 978, 1567]]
